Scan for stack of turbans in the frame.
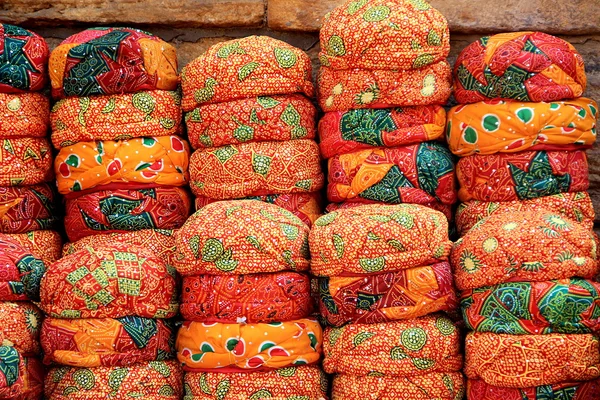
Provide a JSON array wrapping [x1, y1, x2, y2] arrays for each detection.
[[448, 32, 600, 399], [174, 200, 327, 399], [181, 35, 323, 226], [317, 0, 456, 220]]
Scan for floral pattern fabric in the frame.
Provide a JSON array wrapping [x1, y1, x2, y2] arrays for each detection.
[[467, 378, 600, 400], [0, 92, 49, 137], [6, 230, 62, 266], [0, 233, 46, 301], [0, 137, 53, 186], [0, 24, 48, 93], [0, 302, 42, 356], [0, 184, 59, 234], [0, 348, 44, 400]]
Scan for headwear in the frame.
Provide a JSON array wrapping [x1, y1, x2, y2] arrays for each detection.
[[0, 92, 49, 137], [0, 233, 46, 301], [0, 302, 42, 356], [0, 347, 44, 400], [466, 378, 600, 400], [0, 24, 48, 93], [0, 184, 59, 234], [0, 137, 53, 186]]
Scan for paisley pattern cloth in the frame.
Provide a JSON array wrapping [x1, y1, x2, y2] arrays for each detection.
[[0, 348, 44, 400], [318, 61, 452, 111], [55, 135, 190, 195], [49, 27, 178, 99], [465, 332, 600, 388], [0, 24, 49, 93], [319, 105, 446, 159], [457, 150, 589, 202], [181, 272, 313, 323], [44, 360, 183, 399], [186, 94, 316, 149], [181, 35, 313, 110], [323, 315, 462, 377], [461, 278, 600, 334], [6, 230, 62, 266], [309, 204, 451, 277], [332, 372, 465, 400], [0, 92, 49, 137], [184, 366, 328, 400], [40, 243, 178, 319], [452, 210, 599, 291], [327, 142, 456, 207], [0, 233, 46, 301], [447, 98, 598, 156], [455, 192, 596, 236], [190, 139, 323, 200], [454, 32, 587, 104], [0, 184, 59, 234], [41, 317, 174, 368], [467, 378, 600, 400], [176, 319, 322, 372], [0, 302, 42, 355], [319, 262, 457, 326], [51, 90, 182, 148], [326, 197, 453, 221], [64, 187, 191, 242], [0, 137, 53, 186]]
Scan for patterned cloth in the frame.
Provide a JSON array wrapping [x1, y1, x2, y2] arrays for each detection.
[[176, 319, 322, 372], [64, 187, 191, 242], [55, 136, 190, 195], [175, 200, 310, 276], [6, 230, 62, 266], [0, 302, 42, 356], [461, 278, 600, 334], [181, 35, 313, 110], [51, 90, 182, 148], [0, 24, 48, 93], [452, 210, 599, 290], [184, 366, 328, 400], [186, 94, 316, 149], [0, 347, 44, 400], [0, 233, 46, 301], [49, 27, 178, 99], [319, 262, 457, 326], [323, 315, 462, 376], [327, 142, 456, 207], [190, 139, 323, 200], [332, 372, 465, 400], [40, 243, 178, 319], [467, 378, 600, 400], [309, 204, 451, 277], [465, 332, 600, 388], [0, 137, 53, 186], [455, 192, 596, 236], [447, 98, 598, 156], [0, 184, 59, 234], [44, 360, 183, 399], [181, 272, 313, 323], [0, 92, 49, 137], [454, 32, 587, 104], [41, 317, 174, 368], [325, 198, 453, 221], [457, 150, 588, 202], [319, 105, 446, 159]]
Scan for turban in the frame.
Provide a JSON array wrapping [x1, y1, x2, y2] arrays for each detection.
[[0, 92, 49, 137], [0, 184, 59, 234], [0, 24, 48, 93]]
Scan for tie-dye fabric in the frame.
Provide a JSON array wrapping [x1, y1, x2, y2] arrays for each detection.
[[0, 302, 42, 356], [0, 24, 48, 93], [0, 92, 49, 137], [0, 137, 53, 186], [467, 378, 600, 400], [0, 184, 59, 234], [0, 347, 44, 400], [0, 233, 46, 301]]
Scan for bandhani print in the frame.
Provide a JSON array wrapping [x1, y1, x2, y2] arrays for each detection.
[[0, 233, 46, 301], [467, 378, 600, 400], [325, 199, 453, 221], [0, 92, 49, 138], [0, 137, 53, 186], [0, 302, 42, 356], [0, 183, 59, 234], [6, 230, 62, 266], [0, 347, 44, 400]]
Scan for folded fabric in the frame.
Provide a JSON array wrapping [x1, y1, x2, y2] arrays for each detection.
[[184, 366, 328, 399], [467, 378, 600, 400], [176, 318, 322, 372], [323, 315, 462, 377], [40, 243, 178, 319], [175, 200, 310, 276], [6, 230, 62, 266], [181, 272, 313, 323], [181, 35, 313, 110], [41, 317, 174, 368], [55, 135, 190, 195], [452, 210, 599, 290], [455, 192, 596, 236], [186, 94, 316, 149], [51, 90, 182, 148], [325, 198, 453, 221], [44, 360, 183, 399], [0, 137, 53, 186], [319, 105, 446, 159], [195, 192, 322, 227], [332, 372, 465, 400], [0, 302, 42, 355], [0, 24, 48, 93], [309, 204, 451, 277], [465, 332, 600, 388], [0, 92, 49, 137], [190, 139, 323, 200], [64, 187, 191, 242], [454, 32, 587, 104], [49, 27, 178, 99], [0, 233, 46, 301], [319, 262, 457, 326], [457, 150, 588, 202], [318, 61, 452, 111], [0, 347, 44, 400], [0, 183, 59, 234], [447, 98, 598, 156]]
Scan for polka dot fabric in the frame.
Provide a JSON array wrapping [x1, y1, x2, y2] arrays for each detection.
[[0, 92, 49, 138], [0, 137, 53, 186], [467, 378, 600, 400], [0, 183, 60, 234]]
